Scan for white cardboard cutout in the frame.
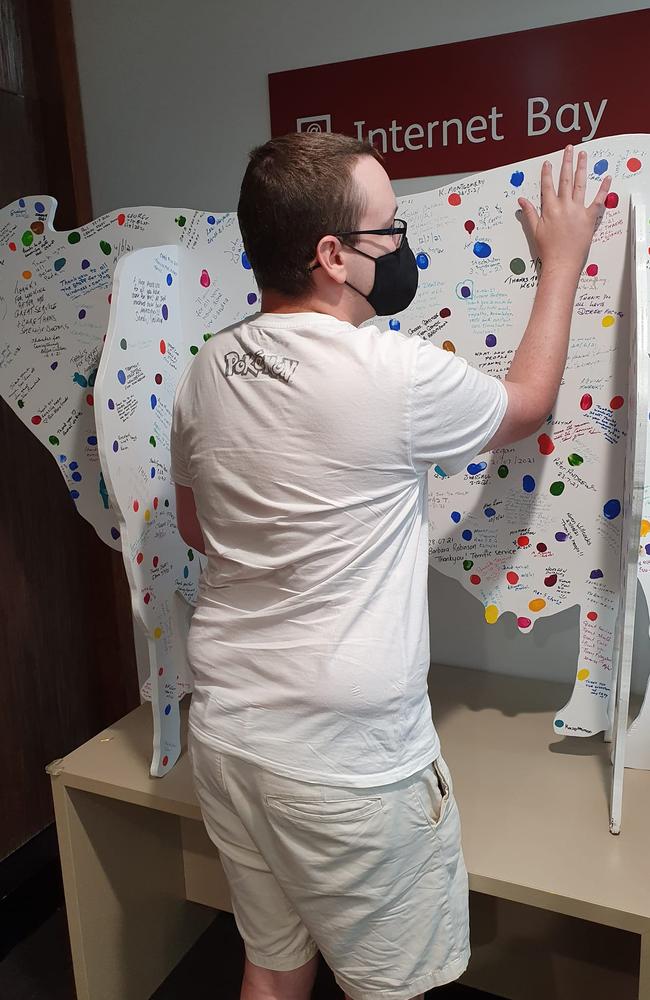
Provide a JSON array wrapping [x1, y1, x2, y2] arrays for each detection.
[[393, 138, 643, 742], [608, 196, 648, 833], [1, 135, 649, 796], [95, 240, 257, 773]]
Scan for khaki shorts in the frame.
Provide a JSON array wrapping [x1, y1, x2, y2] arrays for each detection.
[[188, 732, 470, 1000]]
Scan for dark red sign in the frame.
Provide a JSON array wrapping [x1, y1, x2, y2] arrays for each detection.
[[269, 10, 650, 179]]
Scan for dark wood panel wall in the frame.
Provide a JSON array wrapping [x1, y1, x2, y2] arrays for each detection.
[[0, 0, 139, 860]]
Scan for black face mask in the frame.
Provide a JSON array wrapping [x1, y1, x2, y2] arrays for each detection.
[[344, 236, 419, 316]]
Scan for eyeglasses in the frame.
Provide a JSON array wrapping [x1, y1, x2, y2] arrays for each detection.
[[335, 218, 407, 250]]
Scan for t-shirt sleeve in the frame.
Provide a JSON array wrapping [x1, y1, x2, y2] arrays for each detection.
[[410, 337, 508, 477], [170, 370, 193, 488]]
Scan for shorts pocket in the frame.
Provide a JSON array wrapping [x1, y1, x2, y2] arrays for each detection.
[[187, 733, 228, 801], [265, 795, 382, 827], [409, 757, 452, 832]]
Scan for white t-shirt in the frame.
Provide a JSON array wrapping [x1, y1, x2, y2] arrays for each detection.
[[171, 311, 507, 786]]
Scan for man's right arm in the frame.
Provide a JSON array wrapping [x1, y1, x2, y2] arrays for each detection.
[[484, 146, 611, 453]]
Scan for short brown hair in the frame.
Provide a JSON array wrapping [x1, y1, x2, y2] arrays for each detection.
[[237, 132, 382, 297]]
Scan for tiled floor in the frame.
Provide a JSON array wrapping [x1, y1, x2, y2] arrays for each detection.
[[0, 906, 503, 999]]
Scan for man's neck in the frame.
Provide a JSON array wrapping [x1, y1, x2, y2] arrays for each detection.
[[260, 288, 372, 328]]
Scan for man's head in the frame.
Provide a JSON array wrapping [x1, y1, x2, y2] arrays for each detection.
[[237, 132, 415, 325]]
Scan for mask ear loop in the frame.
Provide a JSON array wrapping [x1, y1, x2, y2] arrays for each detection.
[[309, 239, 395, 274], [342, 245, 377, 300], [308, 257, 364, 299], [308, 234, 350, 274]]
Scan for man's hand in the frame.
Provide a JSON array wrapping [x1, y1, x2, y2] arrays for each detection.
[[518, 145, 611, 277]]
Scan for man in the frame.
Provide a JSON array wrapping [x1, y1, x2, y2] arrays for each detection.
[[171, 132, 610, 1000]]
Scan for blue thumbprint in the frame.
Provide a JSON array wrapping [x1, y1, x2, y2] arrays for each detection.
[[603, 498, 621, 520], [416, 252, 430, 269], [389, 319, 401, 331], [467, 462, 487, 475], [594, 159, 608, 176], [473, 242, 492, 259], [451, 511, 461, 523], [484, 507, 496, 518], [522, 475, 536, 493], [462, 529, 473, 541], [117, 370, 126, 385], [510, 171, 524, 187], [242, 252, 252, 270]]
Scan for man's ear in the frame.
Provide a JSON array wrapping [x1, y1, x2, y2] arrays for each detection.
[[314, 235, 347, 285]]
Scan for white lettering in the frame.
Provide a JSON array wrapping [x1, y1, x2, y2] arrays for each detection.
[[489, 106, 504, 141], [466, 114, 487, 143], [528, 96, 551, 137], [556, 102, 580, 133], [368, 126, 387, 153], [427, 120, 440, 145], [442, 118, 463, 146], [583, 99, 608, 141], [389, 119, 404, 152], [353, 120, 365, 141], [404, 123, 425, 150]]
